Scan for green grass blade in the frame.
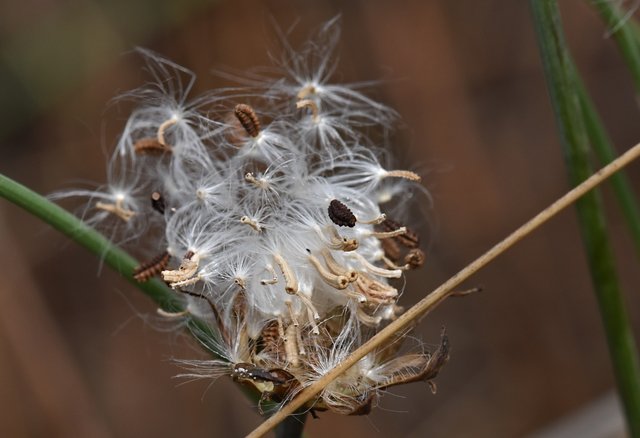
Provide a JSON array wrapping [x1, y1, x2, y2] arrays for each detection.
[[0, 172, 223, 356], [589, 0, 640, 93], [576, 78, 640, 257], [531, 1, 640, 435]]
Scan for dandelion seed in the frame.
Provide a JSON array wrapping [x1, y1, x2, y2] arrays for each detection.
[[95, 196, 136, 222], [133, 251, 171, 282], [133, 137, 172, 155], [296, 99, 320, 122], [162, 251, 200, 287], [240, 215, 262, 232], [273, 254, 299, 295], [234, 104, 261, 138]]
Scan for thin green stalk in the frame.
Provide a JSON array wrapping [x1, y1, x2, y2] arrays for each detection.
[[589, 0, 640, 93], [576, 78, 640, 257], [532, 1, 640, 435], [0, 172, 221, 355]]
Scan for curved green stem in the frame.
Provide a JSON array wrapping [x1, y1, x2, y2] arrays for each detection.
[[0, 172, 222, 355], [588, 0, 640, 94], [576, 78, 640, 258]]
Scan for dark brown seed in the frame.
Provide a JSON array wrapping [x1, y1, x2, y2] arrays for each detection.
[[234, 104, 261, 137], [380, 237, 402, 262], [133, 251, 171, 282], [378, 218, 420, 248], [328, 199, 356, 227], [347, 393, 376, 416], [183, 250, 195, 260], [151, 192, 165, 215], [404, 248, 426, 269], [133, 137, 171, 155]]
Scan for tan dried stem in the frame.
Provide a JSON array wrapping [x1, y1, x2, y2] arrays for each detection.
[[240, 216, 262, 232], [296, 99, 319, 122], [157, 117, 177, 146], [95, 198, 135, 222], [369, 227, 407, 239], [246, 142, 640, 438], [297, 84, 316, 99]]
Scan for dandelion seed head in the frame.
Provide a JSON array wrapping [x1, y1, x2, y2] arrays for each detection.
[[58, 19, 446, 417]]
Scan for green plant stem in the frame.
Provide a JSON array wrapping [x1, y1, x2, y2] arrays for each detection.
[[532, 1, 640, 435], [576, 78, 640, 257], [589, 0, 640, 94], [0, 173, 223, 355]]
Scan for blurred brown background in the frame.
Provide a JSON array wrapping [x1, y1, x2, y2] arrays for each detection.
[[1, 1, 639, 437]]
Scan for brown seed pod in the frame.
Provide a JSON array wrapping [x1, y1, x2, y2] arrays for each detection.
[[378, 218, 420, 248], [256, 320, 283, 356], [404, 248, 426, 269], [375, 328, 449, 391], [133, 251, 171, 282], [347, 393, 376, 416], [380, 236, 402, 262], [151, 192, 165, 215], [133, 137, 171, 155], [234, 104, 261, 137], [328, 199, 356, 227]]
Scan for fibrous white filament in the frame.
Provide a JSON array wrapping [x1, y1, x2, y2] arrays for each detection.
[[351, 252, 402, 278], [297, 84, 316, 100], [260, 264, 279, 285], [95, 198, 136, 222], [325, 226, 359, 252], [244, 172, 269, 189], [305, 307, 320, 335], [284, 324, 300, 367], [356, 306, 382, 327], [355, 273, 398, 304], [381, 255, 410, 271], [382, 169, 422, 182], [296, 292, 320, 322], [240, 216, 262, 232], [285, 300, 299, 327], [157, 117, 177, 147], [357, 213, 387, 225], [296, 325, 306, 356], [321, 248, 358, 282], [162, 253, 200, 287], [368, 227, 407, 239], [273, 254, 298, 294], [296, 99, 319, 122], [156, 308, 189, 318], [169, 275, 202, 289], [308, 254, 349, 290]]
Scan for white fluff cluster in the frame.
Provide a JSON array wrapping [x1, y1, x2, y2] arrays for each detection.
[[62, 20, 448, 416]]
